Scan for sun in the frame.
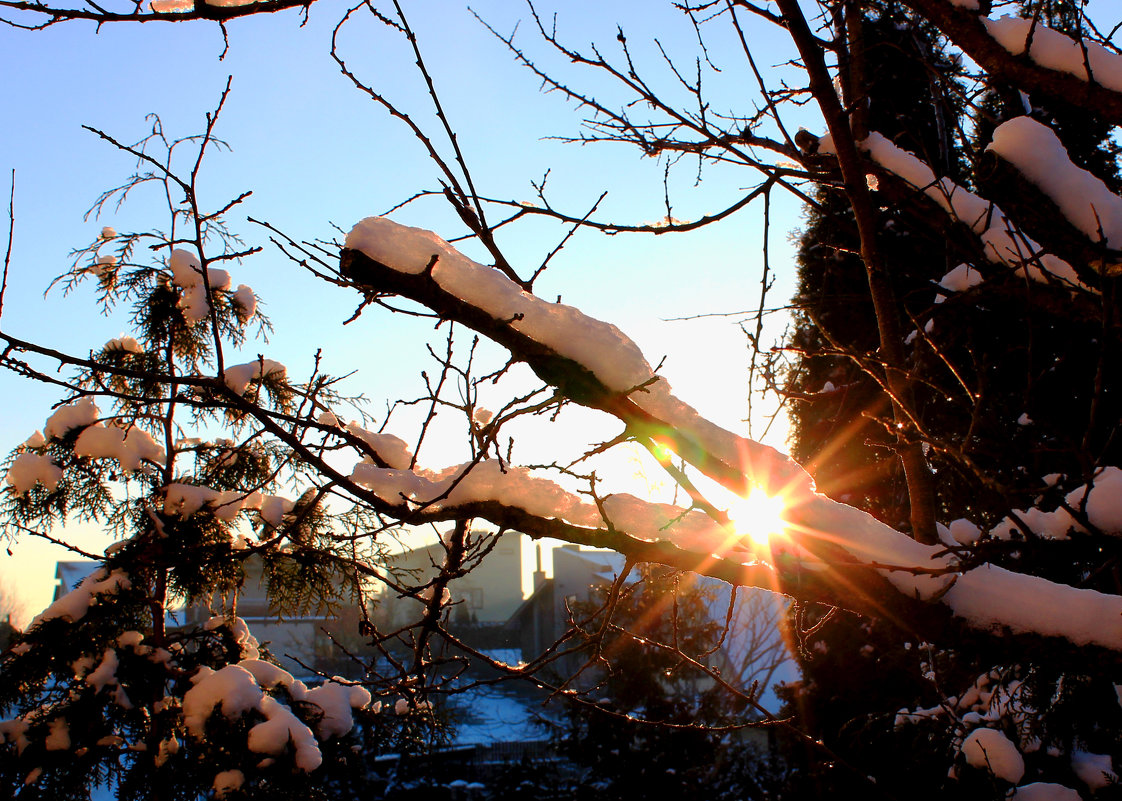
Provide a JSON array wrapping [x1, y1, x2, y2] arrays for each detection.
[[726, 488, 788, 549]]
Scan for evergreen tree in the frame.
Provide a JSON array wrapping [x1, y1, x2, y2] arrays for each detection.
[[784, 1, 1122, 798], [0, 120, 438, 800]]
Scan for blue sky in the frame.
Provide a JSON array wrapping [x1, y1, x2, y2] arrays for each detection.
[[0, 0, 808, 615]]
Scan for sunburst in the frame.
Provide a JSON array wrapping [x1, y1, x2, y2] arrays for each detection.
[[726, 488, 788, 549]]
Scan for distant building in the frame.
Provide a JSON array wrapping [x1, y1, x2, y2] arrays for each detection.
[[378, 532, 527, 631], [508, 544, 628, 671], [180, 556, 357, 677], [52, 560, 100, 602]]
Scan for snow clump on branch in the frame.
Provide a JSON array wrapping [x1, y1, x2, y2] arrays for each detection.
[[988, 117, 1122, 250], [982, 16, 1122, 93]]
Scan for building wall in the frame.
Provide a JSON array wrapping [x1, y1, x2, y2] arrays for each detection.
[[381, 532, 527, 629]]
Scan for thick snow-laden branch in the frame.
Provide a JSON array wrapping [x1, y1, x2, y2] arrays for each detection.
[[343, 217, 811, 500], [980, 15, 1122, 92], [820, 131, 1085, 289], [340, 218, 1122, 651], [904, 0, 1122, 125], [984, 116, 1122, 277]]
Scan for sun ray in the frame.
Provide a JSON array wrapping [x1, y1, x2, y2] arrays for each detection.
[[727, 488, 788, 550]]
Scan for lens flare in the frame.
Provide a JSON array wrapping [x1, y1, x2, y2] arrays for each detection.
[[726, 489, 787, 549]]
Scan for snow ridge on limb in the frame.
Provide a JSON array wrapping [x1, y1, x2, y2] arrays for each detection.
[[341, 217, 1122, 651], [986, 117, 1122, 277], [902, 0, 1122, 125], [343, 216, 811, 499], [820, 131, 1084, 287]]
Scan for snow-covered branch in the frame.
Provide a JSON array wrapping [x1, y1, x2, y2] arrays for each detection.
[[904, 0, 1122, 125], [339, 216, 1122, 653]]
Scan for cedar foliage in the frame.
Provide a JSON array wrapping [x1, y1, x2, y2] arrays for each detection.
[[783, 2, 1122, 798]]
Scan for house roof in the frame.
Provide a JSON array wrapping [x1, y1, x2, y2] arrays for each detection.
[[53, 560, 100, 601]]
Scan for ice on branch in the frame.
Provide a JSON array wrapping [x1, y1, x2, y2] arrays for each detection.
[[28, 569, 130, 630], [941, 563, 1122, 648], [350, 460, 601, 529], [5, 452, 62, 495], [345, 217, 811, 497], [223, 359, 287, 396], [74, 424, 166, 472], [44, 397, 99, 440], [988, 117, 1122, 249], [345, 218, 654, 392], [342, 217, 1122, 651], [983, 16, 1122, 93], [349, 458, 772, 557], [820, 133, 1082, 286]]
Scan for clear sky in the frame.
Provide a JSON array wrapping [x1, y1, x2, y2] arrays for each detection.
[[0, 0, 809, 619]]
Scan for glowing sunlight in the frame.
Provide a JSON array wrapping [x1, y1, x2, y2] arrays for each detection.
[[727, 488, 788, 549]]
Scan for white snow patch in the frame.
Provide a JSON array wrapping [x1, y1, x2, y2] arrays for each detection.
[[247, 696, 322, 772], [44, 397, 99, 440], [74, 424, 166, 471], [213, 769, 245, 798], [983, 16, 1122, 93], [44, 718, 70, 751], [29, 569, 130, 629], [105, 336, 143, 354], [1012, 783, 1081, 801], [224, 359, 287, 395], [233, 285, 257, 321], [961, 727, 1024, 783], [150, 0, 193, 11], [345, 422, 413, 470], [938, 264, 984, 295], [1072, 750, 1117, 789], [988, 117, 1122, 251], [6, 452, 62, 495]]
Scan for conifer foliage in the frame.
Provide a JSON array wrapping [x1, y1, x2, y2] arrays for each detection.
[[0, 114, 428, 799], [784, 1, 1122, 798]]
